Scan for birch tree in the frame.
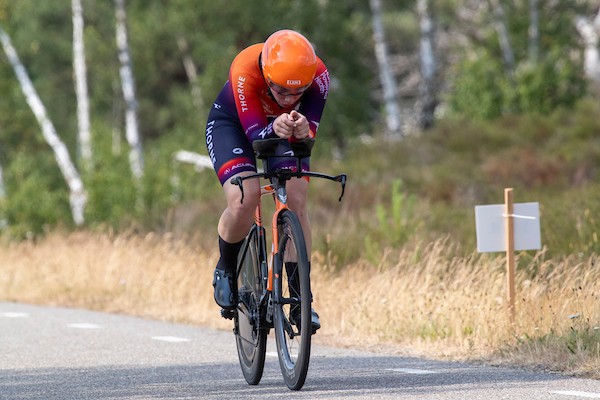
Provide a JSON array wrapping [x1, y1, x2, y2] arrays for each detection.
[[177, 37, 204, 113], [488, 0, 515, 76], [369, 0, 402, 137], [528, 0, 539, 64], [575, 7, 600, 86], [417, 0, 437, 129], [115, 0, 143, 181], [72, 0, 92, 173], [0, 25, 86, 225]]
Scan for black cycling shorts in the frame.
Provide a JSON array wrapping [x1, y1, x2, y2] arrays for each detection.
[[205, 105, 310, 186]]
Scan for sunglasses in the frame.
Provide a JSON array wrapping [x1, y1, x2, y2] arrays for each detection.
[[267, 80, 310, 97]]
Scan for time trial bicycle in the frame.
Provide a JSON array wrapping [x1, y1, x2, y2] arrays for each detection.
[[223, 137, 346, 390]]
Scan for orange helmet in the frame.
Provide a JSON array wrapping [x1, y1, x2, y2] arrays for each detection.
[[261, 30, 317, 90]]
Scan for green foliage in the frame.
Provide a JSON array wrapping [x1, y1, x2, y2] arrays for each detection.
[[364, 180, 418, 263], [511, 55, 586, 114], [542, 186, 600, 256], [316, 99, 600, 263], [83, 132, 137, 228], [448, 51, 508, 120], [447, 0, 588, 119], [1, 152, 71, 238], [82, 122, 220, 231], [448, 52, 587, 120], [0, 0, 598, 254]]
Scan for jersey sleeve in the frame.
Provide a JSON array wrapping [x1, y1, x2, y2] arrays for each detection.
[[229, 47, 330, 143], [297, 61, 329, 139], [229, 46, 278, 142]]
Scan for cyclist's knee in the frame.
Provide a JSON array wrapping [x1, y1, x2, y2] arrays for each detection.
[[287, 192, 308, 219], [224, 175, 260, 216], [287, 178, 308, 212]]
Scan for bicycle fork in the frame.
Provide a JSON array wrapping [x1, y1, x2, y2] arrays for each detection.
[[261, 180, 290, 324]]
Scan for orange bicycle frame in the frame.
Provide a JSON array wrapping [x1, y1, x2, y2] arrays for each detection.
[[254, 182, 288, 292]]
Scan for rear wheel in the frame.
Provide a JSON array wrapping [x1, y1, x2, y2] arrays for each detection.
[[234, 226, 267, 385], [272, 210, 311, 390]]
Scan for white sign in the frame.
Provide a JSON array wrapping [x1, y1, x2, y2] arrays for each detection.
[[475, 202, 541, 253]]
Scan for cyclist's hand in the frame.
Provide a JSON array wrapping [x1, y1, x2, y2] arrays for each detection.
[[290, 110, 310, 139], [273, 113, 296, 139]]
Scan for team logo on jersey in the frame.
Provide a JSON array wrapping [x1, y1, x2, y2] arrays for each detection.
[[232, 148, 243, 155], [287, 79, 301, 86]]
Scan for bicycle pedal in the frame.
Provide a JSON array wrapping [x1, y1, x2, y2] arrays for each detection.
[[220, 308, 235, 320]]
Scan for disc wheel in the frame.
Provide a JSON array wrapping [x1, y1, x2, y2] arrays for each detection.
[[234, 227, 267, 385]]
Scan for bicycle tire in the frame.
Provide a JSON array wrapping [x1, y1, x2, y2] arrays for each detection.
[[234, 225, 268, 385], [272, 210, 312, 390]]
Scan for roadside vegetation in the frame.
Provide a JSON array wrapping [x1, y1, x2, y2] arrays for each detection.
[[2, 99, 599, 377]]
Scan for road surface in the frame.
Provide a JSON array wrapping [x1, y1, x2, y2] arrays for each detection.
[[2, 302, 600, 399]]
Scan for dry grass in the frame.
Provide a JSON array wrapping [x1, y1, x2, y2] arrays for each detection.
[[1, 231, 599, 378], [0, 230, 229, 331]]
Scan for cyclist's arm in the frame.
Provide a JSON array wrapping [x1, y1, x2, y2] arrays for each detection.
[[296, 63, 330, 139], [229, 45, 279, 142], [230, 72, 279, 142]]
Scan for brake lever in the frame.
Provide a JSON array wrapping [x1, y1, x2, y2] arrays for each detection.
[[231, 176, 245, 203]]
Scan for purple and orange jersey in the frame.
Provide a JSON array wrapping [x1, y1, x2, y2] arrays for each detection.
[[223, 43, 328, 142], [206, 43, 329, 185]]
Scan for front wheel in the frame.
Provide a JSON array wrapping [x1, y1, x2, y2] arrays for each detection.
[[272, 210, 312, 390]]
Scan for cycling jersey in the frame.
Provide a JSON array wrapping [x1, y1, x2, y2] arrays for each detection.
[[205, 43, 330, 185]]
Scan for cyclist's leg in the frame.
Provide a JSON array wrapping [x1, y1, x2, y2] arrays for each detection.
[[270, 155, 321, 332], [218, 174, 260, 245], [286, 177, 311, 254], [205, 107, 259, 309], [268, 145, 312, 254], [212, 174, 260, 308]]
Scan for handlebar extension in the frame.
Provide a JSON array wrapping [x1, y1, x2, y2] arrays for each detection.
[[231, 171, 347, 204]]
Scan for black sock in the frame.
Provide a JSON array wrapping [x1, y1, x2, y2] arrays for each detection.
[[216, 236, 244, 274]]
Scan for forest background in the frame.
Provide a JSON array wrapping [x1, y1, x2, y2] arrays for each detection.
[[1, 0, 600, 376]]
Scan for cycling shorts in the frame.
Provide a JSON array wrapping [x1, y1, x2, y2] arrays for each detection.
[[205, 105, 310, 186]]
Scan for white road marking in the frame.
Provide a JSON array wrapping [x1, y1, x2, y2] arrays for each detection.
[[67, 323, 101, 329], [386, 368, 439, 375], [552, 391, 600, 398], [1, 312, 29, 318], [151, 336, 190, 343]]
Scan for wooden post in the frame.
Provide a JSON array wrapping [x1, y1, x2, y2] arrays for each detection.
[[504, 188, 516, 325]]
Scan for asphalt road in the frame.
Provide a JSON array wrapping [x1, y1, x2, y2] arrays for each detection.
[[2, 302, 600, 399]]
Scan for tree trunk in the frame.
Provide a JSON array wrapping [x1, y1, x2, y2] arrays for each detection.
[[528, 0, 539, 64], [417, 0, 438, 130], [575, 7, 600, 86], [115, 0, 143, 181], [369, 0, 403, 137], [177, 37, 204, 113], [488, 0, 515, 76], [0, 26, 86, 225], [72, 0, 92, 173]]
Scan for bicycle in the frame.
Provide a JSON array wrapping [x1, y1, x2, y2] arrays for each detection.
[[223, 137, 346, 390]]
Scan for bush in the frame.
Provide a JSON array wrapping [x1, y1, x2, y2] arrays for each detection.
[[1, 152, 71, 238], [448, 53, 586, 120]]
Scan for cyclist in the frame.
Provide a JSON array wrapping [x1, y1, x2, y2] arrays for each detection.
[[205, 29, 329, 332]]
